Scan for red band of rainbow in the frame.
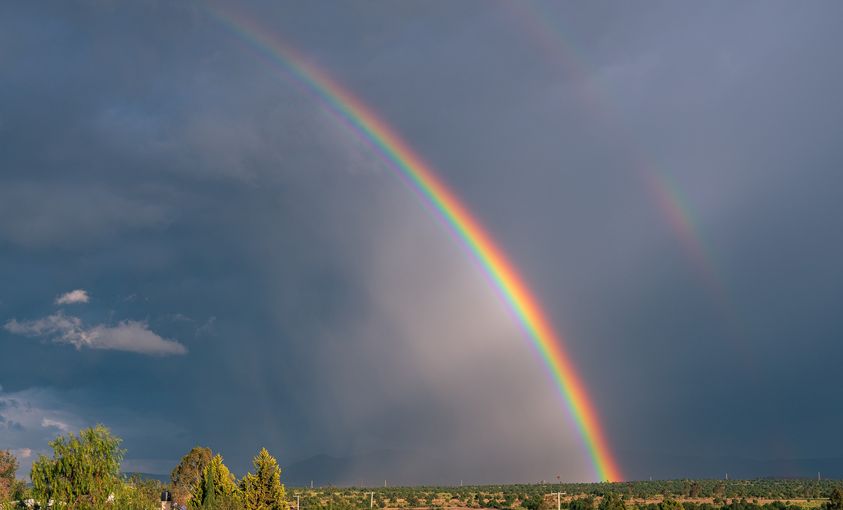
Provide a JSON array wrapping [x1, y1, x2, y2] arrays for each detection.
[[208, 6, 622, 482]]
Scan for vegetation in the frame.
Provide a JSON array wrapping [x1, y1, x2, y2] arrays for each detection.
[[0, 450, 18, 497], [30, 425, 125, 510], [600, 493, 626, 510], [2, 427, 285, 510], [2, 426, 842, 510], [190, 454, 242, 510], [113, 475, 167, 510], [828, 488, 843, 510], [241, 448, 290, 510], [0, 450, 21, 510], [172, 446, 214, 507], [287, 481, 843, 510]]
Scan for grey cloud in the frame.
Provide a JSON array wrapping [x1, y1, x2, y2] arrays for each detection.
[[0, 399, 19, 410], [0, 386, 185, 478], [2, 420, 25, 432], [0, 182, 170, 249], [5, 312, 187, 356]]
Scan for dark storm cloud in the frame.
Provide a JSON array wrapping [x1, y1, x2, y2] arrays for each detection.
[[1, 0, 842, 483]]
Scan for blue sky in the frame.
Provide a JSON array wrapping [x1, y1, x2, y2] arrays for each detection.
[[1, 1, 843, 484]]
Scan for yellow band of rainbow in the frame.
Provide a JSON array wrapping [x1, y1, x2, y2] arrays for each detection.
[[209, 6, 622, 482]]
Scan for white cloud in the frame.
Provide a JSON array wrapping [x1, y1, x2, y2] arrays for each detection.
[[4, 312, 187, 356], [55, 289, 89, 305], [41, 418, 70, 432], [11, 448, 32, 459], [195, 316, 216, 337]]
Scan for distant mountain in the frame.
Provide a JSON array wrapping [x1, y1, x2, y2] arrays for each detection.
[[619, 451, 843, 481], [283, 450, 446, 487], [283, 454, 354, 486], [123, 472, 171, 483], [283, 450, 843, 486]]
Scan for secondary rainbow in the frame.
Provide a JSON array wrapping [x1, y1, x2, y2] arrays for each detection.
[[510, 1, 728, 301], [207, 5, 622, 482]]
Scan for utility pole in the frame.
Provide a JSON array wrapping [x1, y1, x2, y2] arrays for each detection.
[[370, 492, 374, 509], [296, 495, 301, 510], [557, 492, 561, 510]]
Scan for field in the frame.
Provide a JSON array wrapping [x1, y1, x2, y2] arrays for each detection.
[[287, 480, 842, 510]]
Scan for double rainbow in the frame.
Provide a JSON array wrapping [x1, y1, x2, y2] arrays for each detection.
[[208, 6, 622, 482]]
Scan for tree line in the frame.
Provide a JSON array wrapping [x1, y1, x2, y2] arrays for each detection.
[[2, 426, 843, 510], [1, 425, 288, 510]]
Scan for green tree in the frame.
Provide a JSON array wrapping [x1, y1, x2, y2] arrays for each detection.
[[570, 498, 594, 510], [241, 448, 289, 510], [0, 450, 17, 504], [827, 488, 843, 510], [689, 483, 701, 499], [114, 475, 165, 510], [189, 454, 241, 510], [659, 499, 684, 510], [30, 424, 125, 510], [171, 446, 213, 507], [600, 494, 626, 510]]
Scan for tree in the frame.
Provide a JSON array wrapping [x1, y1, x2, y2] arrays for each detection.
[[600, 494, 626, 510], [172, 446, 213, 506], [0, 450, 18, 504], [570, 498, 595, 510], [30, 424, 124, 510], [828, 488, 843, 510], [189, 454, 241, 510], [689, 483, 701, 499], [241, 448, 288, 510], [114, 475, 165, 510], [659, 500, 684, 510]]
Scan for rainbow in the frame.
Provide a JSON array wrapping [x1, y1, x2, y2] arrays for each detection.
[[509, 1, 727, 301], [644, 172, 725, 300], [207, 5, 622, 482]]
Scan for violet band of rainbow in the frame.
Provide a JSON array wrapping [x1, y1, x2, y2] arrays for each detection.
[[208, 5, 622, 482]]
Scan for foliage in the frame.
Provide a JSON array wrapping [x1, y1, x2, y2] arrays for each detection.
[[113, 475, 165, 510], [189, 454, 241, 510], [16, 423, 843, 510], [30, 424, 125, 510], [600, 494, 626, 510], [660, 499, 685, 510], [522, 494, 545, 510], [242, 448, 290, 510], [571, 497, 595, 510], [828, 488, 843, 510], [172, 446, 214, 507], [0, 450, 18, 504], [285, 480, 843, 510]]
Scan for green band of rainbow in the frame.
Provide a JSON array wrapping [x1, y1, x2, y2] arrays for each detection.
[[209, 6, 622, 482]]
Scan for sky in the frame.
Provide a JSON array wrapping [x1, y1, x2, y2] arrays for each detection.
[[2, 0, 843, 485]]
